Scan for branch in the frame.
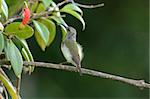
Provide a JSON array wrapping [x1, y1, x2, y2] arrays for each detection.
[[0, 60, 149, 89], [75, 2, 104, 9]]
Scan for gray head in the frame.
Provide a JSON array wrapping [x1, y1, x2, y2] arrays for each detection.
[[66, 27, 77, 41]]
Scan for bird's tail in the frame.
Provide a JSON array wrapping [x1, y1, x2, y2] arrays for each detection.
[[76, 65, 82, 76]]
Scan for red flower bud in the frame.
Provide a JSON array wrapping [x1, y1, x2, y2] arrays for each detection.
[[22, 7, 30, 25]]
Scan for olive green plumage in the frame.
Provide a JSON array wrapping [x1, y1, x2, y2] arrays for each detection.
[[61, 27, 83, 75]]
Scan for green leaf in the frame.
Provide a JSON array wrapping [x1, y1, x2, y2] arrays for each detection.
[[21, 47, 34, 73], [0, 0, 2, 13], [20, 39, 34, 61], [0, 72, 18, 99], [42, 0, 52, 8], [0, 22, 4, 31], [5, 22, 34, 39], [21, 48, 30, 61], [34, 30, 46, 51], [33, 20, 50, 45], [13, 37, 34, 73], [12, 36, 24, 51], [50, 1, 57, 7], [4, 38, 10, 60], [30, 1, 38, 13], [38, 18, 56, 46], [49, 2, 68, 27], [61, 3, 83, 15], [60, 25, 67, 41], [60, 9, 85, 30], [36, 3, 46, 13], [7, 40, 23, 78], [1, 0, 8, 19], [12, 37, 34, 61], [0, 32, 4, 54], [50, 15, 68, 27]]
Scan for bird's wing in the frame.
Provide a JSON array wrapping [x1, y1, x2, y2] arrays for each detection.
[[65, 40, 81, 66], [65, 40, 83, 75]]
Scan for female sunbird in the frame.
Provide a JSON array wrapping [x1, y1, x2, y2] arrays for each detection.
[[61, 27, 83, 75]]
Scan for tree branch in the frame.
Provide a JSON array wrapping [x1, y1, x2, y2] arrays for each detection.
[[0, 60, 149, 89], [75, 2, 104, 9]]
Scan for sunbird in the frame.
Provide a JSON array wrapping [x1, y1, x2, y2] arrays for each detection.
[[61, 27, 83, 75]]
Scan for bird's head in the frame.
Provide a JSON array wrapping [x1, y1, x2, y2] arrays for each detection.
[[66, 27, 77, 41]]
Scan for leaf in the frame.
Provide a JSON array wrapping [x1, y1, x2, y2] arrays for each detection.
[[0, 22, 4, 31], [36, 3, 46, 13], [34, 30, 46, 51], [61, 3, 83, 15], [20, 40, 34, 61], [0, 72, 18, 99], [13, 37, 34, 73], [13, 38, 28, 60], [21, 48, 30, 61], [7, 40, 23, 78], [60, 25, 67, 41], [33, 20, 50, 45], [5, 22, 34, 39], [50, 1, 57, 7], [30, 1, 38, 13], [49, 2, 68, 27], [60, 9, 85, 30], [38, 18, 56, 46], [50, 15, 68, 27], [1, 0, 8, 19], [12, 36, 23, 51], [0, 0, 2, 13], [12, 37, 34, 61], [42, 0, 52, 8], [4, 38, 10, 60], [0, 32, 4, 54], [21, 47, 34, 73]]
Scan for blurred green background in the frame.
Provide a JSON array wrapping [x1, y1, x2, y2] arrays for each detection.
[[6, 0, 149, 99]]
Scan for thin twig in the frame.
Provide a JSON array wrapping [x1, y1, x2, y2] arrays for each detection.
[[57, 0, 68, 7], [75, 3, 104, 9], [3, 16, 22, 26], [16, 77, 21, 96], [0, 60, 149, 89], [64, 0, 104, 9]]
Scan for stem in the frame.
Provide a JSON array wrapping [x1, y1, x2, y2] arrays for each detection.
[[75, 3, 104, 9], [16, 77, 21, 96]]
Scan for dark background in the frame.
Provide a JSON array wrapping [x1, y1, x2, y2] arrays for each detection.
[[6, 0, 149, 99]]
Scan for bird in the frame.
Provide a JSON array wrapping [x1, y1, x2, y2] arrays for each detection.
[[61, 26, 83, 75]]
